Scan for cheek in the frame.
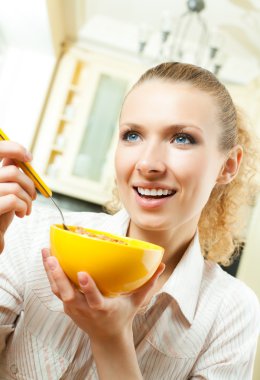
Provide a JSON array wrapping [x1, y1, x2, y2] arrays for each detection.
[[170, 150, 203, 174], [170, 150, 218, 190], [114, 147, 134, 183]]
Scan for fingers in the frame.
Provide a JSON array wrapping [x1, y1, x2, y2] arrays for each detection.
[[45, 255, 76, 303], [42, 249, 77, 304], [0, 141, 36, 216], [0, 183, 34, 216], [0, 165, 36, 217], [1, 158, 19, 167], [42, 249, 105, 316], [0, 194, 28, 218], [42, 248, 165, 320], [0, 141, 32, 162], [42, 248, 59, 296], [131, 263, 166, 307], [0, 165, 36, 199], [78, 272, 104, 310]]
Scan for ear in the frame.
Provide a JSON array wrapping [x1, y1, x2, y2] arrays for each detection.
[[217, 145, 243, 185]]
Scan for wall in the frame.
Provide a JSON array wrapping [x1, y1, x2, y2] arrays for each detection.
[[0, 0, 56, 148], [237, 196, 260, 380], [228, 80, 260, 380]]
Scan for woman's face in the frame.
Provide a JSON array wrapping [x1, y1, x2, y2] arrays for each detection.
[[115, 80, 226, 233]]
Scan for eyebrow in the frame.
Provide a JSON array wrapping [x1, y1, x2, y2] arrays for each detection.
[[120, 122, 204, 134]]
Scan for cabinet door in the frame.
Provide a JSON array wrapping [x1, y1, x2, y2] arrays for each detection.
[[72, 73, 127, 182], [32, 48, 144, 205]]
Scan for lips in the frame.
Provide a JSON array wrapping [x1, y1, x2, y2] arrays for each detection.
[[132, 186, 176, 210]]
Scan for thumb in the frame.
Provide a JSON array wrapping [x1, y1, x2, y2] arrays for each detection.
[[131, 262, 165, 307]]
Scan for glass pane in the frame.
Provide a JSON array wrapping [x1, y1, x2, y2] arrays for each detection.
[[73, 74, 127, 181]]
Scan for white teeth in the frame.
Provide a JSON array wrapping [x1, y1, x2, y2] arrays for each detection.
[[137, 187, 174, 196]]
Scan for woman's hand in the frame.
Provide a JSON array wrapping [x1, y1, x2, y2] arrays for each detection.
[[42, 248, 165, 379], [42, 247, 165, 341], [0, 140, 36, 252]]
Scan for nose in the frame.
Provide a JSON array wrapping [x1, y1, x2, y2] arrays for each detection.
[[135, 144, 167, 176]]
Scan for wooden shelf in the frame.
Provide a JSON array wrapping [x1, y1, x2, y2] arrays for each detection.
[[50, 146, 64, 154]]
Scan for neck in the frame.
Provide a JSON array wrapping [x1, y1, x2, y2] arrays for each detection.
[[127, 221, 197, 271]]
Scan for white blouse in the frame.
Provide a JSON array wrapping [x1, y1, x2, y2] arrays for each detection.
[[0, 206, 259, 379]]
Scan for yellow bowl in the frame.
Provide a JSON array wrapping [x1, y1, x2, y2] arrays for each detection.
[[50, 224, 164, 297]]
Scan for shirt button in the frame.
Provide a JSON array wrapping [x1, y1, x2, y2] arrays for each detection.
[[10, 364, 18, 375]]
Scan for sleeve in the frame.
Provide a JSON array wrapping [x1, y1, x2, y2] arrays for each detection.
[[0, 205, 100, 355], [0, 212, 35, 354], [0, 204, 58, 354], [189, 282, 260, 380]]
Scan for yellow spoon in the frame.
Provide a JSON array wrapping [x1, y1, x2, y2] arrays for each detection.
[[0, 129, 69, 230]]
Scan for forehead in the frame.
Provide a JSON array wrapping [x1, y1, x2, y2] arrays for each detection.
[[121, 80, 218, 128]]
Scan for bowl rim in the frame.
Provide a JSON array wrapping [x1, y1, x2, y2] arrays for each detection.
[[50, 224, 164, 252]]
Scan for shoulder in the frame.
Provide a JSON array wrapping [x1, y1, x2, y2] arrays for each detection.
[[202, 260, 260, 332], [189, 261, 259, 378], [204, 260, 259, 305]]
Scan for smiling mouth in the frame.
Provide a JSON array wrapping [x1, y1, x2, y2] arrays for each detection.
[[133, 187, 176, 199]]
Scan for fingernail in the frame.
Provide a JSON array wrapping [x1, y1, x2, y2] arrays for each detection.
[[42, 249, 49, 260], [24, 151, 33, 161], [78, 272, 88, 286], [162, 265, 166, 273], [47, 257, 57, 271]]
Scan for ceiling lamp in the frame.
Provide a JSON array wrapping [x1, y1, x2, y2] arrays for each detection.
[[138, 0, 223, 75]]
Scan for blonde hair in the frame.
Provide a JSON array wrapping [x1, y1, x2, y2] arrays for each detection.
[[106, 62, 260, 266]]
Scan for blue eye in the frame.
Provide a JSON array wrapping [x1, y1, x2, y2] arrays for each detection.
[[122, 131, 140, 142], [173, 133, 195, 145]]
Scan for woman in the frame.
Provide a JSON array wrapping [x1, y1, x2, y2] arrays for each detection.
[[0, 62, 259, 379]]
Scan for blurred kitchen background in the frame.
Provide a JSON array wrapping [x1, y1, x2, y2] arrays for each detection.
[[0, 0, 259, 376]]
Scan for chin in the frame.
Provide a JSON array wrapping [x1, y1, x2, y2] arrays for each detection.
[[134, 215, 172, 232]]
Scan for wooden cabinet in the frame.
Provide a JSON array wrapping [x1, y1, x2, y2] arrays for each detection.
[[32, 47, 144, 205]]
